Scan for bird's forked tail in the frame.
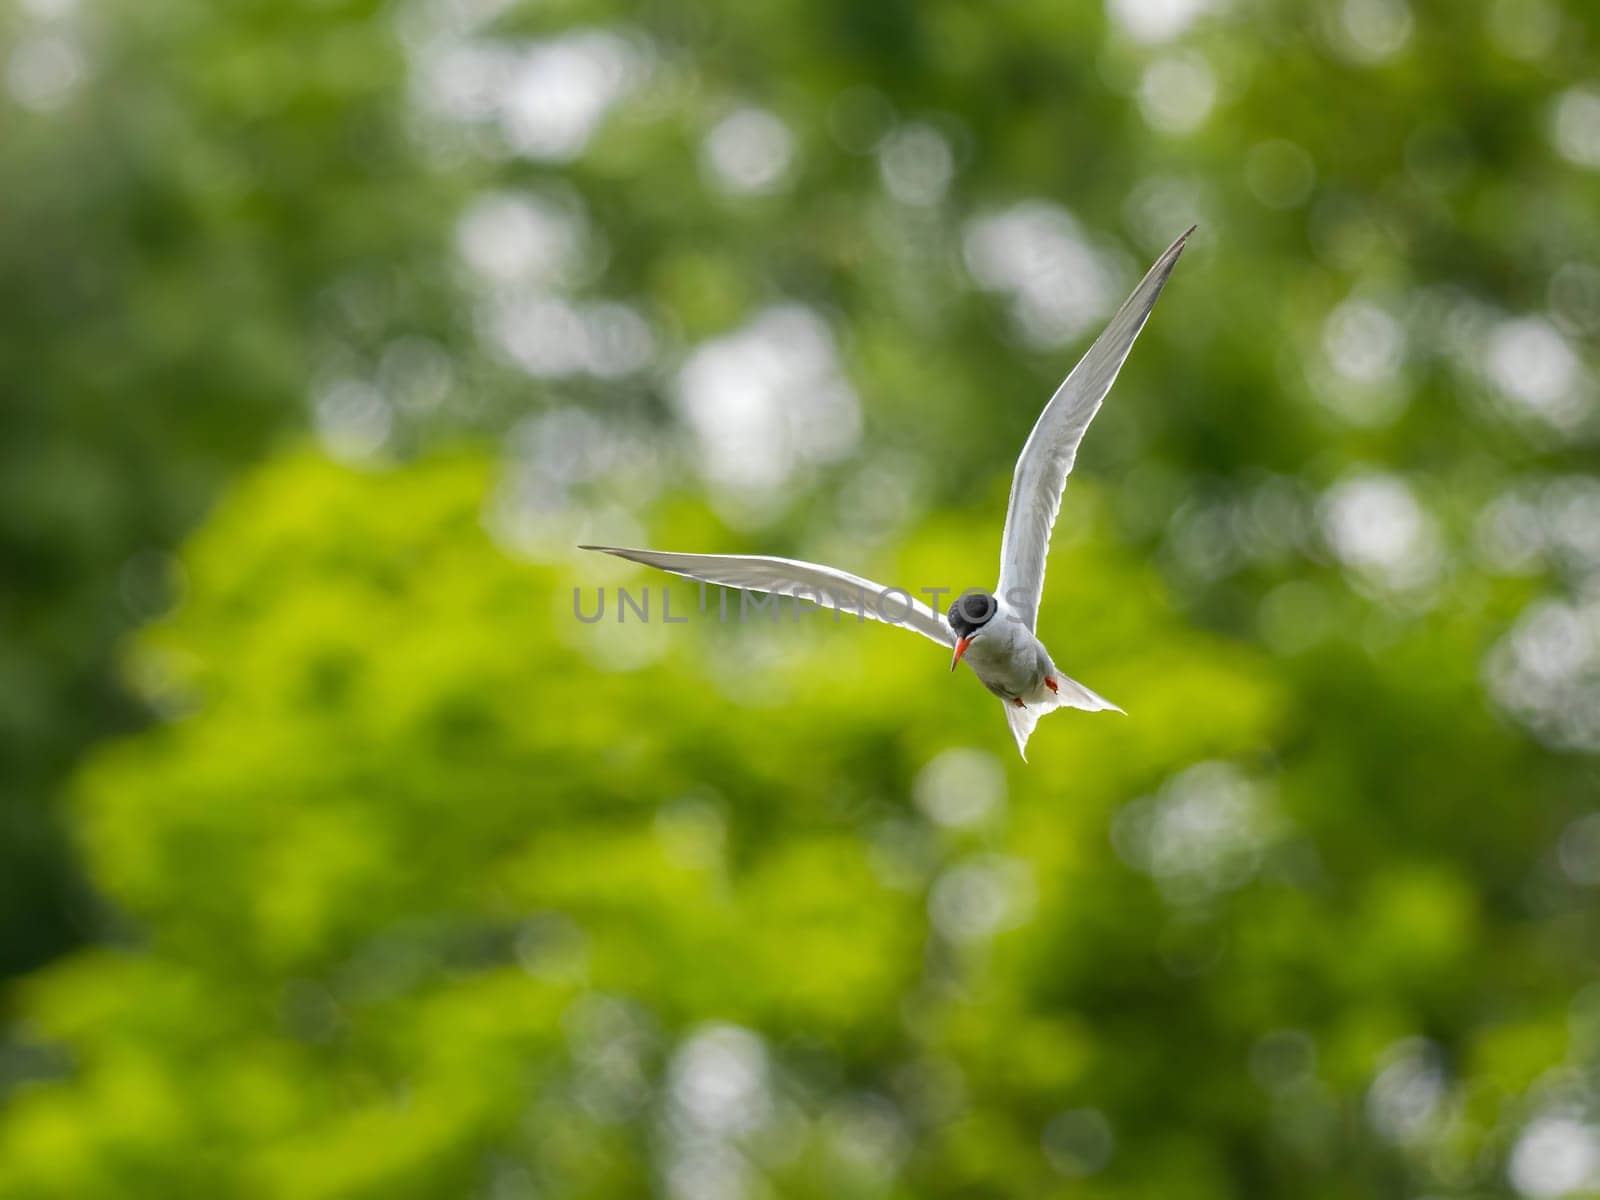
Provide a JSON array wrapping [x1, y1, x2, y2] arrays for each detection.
[[1001, 673, 1124, 760]]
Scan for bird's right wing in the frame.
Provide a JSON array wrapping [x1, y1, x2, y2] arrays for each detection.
[[579, 546, 956, 648]]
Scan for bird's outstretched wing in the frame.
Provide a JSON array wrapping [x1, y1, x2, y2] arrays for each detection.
[[995, 227, 1193, 631], [579, 546, 956, 648]]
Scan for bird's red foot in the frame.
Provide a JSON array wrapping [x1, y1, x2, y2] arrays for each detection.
[[1012, 697, 1026, 708], [1044, 677, 1058, 694]]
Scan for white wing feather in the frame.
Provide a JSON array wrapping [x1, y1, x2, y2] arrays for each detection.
[[995, 227, 1193, 631], [579, 546, 956, 648]]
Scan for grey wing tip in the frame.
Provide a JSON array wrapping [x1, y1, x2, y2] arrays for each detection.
[[1163, 226, 1197, 262], [1138, 228, 1196, 294], [578, 545, 641, 562]]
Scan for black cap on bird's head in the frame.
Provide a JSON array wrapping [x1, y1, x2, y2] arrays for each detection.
[[947, 590, 996, 672], [947, 591, 996, 638]]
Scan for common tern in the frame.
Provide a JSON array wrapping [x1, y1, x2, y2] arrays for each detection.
[[583, 227, 1193, 758]]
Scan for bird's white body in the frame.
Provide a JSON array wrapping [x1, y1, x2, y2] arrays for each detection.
[[961, 605, 1052, 704], [957, 601, 1124, 756], [582, 227, 1191, 759]]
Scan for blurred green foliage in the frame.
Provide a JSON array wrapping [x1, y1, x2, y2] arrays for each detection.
[[0, 0, 465, 972], [3, 0, 1600, 1194], [1, 451, 1276, 1195]]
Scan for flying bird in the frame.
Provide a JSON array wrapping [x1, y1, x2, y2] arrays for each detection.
[[583, 227, 1193, 758]]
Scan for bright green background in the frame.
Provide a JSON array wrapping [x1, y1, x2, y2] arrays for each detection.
[[3, 0, 1599, 1195]]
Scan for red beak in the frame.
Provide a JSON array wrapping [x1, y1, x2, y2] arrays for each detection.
[[950, 635, 973, 672]]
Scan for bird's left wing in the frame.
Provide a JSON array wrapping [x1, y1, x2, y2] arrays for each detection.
[[995, 227, 1193, 631], [579, 546, 956, 648]]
